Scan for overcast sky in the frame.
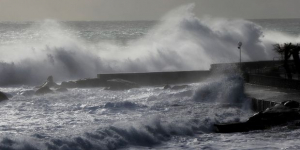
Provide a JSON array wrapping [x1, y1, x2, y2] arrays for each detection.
[[0, 0, 299, 21]]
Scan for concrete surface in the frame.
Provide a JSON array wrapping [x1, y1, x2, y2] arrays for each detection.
[[245, 83, 300, 103]]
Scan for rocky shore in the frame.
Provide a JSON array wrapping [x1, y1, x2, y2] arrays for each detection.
[[215, 100, 300, 133]]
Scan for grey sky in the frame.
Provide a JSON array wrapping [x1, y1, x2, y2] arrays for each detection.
[[0, 0, 299, 21]]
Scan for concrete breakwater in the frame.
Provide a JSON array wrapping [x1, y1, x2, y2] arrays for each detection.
[[250, 98, 278, 112], [97, 70, 211, 86], [71, 60, 283, 88], [247, 74, 300, 90], [61, 70, 211, 88]]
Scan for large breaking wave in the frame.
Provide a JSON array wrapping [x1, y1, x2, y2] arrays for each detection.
[[0, 4, 299, 86]]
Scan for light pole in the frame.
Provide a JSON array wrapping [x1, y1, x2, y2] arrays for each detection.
[[238, 42, 242, 64], [238, 42, 242, 71]]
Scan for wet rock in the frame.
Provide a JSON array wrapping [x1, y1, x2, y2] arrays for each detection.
[[163, 85, 171, 89], [3, 92, 13, 98], [163, 84, 189, 90], [75, 78, 103, 87], [0, 91, 9, 101], [61, 78, 105, 88], [215, 100, 300, 133], [105, 79, 139, 90], [18, 90, 35, 96], [38, 76, 59, 88], [35, 86, 54, 95], [104, 101, 139, 109], [55, 87, 68, 92], [282, 100, 300, 108], [61, 81, 77, 88], [170, 85, 189, 90]]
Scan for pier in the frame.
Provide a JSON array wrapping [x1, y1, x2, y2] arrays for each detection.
[[69, 60, 300, 112], [97, 70, 211, 86]]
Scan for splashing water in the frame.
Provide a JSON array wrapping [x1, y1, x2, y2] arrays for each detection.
[[0, 74, 252, 149], [2, 4, 300, 150], [0, 4, 299, 86]]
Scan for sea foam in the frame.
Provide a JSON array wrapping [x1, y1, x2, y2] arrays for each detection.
[[0, 4, 298, 86]]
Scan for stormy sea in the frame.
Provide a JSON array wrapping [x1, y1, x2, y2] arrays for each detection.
[[1, 4, 300, 150]]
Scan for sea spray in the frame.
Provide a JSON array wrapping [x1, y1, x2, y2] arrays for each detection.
[[0, 110, 242, 150], [0, 75, 253, 149], [0, 4, 298, 86], [193, 74, 251, 110], [0, 5, 300, 150]]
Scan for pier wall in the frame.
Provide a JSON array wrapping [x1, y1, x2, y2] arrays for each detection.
[[250, 98, 278, 112], [247, 74, 300, 90], [97, 71, 211, 86], [96, 61, 283, 86], [210, 61, 282, 74], [80, 61, 294, 112]]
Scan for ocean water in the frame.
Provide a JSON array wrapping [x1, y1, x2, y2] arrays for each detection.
[[1, 4, 300, 150]]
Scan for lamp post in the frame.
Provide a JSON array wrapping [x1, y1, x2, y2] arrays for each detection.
[[238, 42, 242, 71], [238, 42, 242, 64]]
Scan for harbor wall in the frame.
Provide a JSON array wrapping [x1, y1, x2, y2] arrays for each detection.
[[210, 61, 283, 74], [250, 98, 278, 112], [211, 61, 300, 90], [95, 60, 284, 86], [96, 61, 283, 86], [247, 74, 300, 90], [97, 71, 211, 86], [87, 61, 293, 112]]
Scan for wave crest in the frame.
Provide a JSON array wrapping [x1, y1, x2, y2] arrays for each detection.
[[0, 5, 297, 86]]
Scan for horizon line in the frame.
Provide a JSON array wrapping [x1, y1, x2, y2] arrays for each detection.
[[0, 17, 300, 23]]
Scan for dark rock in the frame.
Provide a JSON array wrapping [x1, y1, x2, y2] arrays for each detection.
[[105, 79, 139, 90], [215, 101, 300, 133], [170, 85, 189, 90], [163, 85, 171, 89], [104, 101, 139, 109], [0, 91, 9, 101], [60, 78, 105, 88], [163, 84, 189, 90], [18, 90, 35, 96], [60, 81, 77, 88], [35, 86, 54, 95], [283, 100, 300, 108], [75, 78, 103, 87], [55, 87, 68, 92], [38, 76, 59, 88], [3, 92, 13, 98]]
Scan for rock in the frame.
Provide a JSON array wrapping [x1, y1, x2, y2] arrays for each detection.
[[55, 87, 68, 92], [38, 76, 59, 88], [163, 84, 189, 90], [170, 85, 189, 90], [0, 91, 9, 101], [35, 86, 54, 95], [215, 100, 300, 133], [105, 79, 139, 90], [3, 92, 12, 98], [163, 85, 171, 89], [75, 78, 103, 87], [18, 90, 35, 97], [282, 100, 300, 108], [104, 101, 139, 109], [60, 81, 77, 88]]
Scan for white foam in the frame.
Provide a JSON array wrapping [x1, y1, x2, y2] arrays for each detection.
[[2, 5, 300, 85]]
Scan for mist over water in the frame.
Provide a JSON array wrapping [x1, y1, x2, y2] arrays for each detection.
[[2, 4, 300, 149], [0, 4, 299, 86]]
